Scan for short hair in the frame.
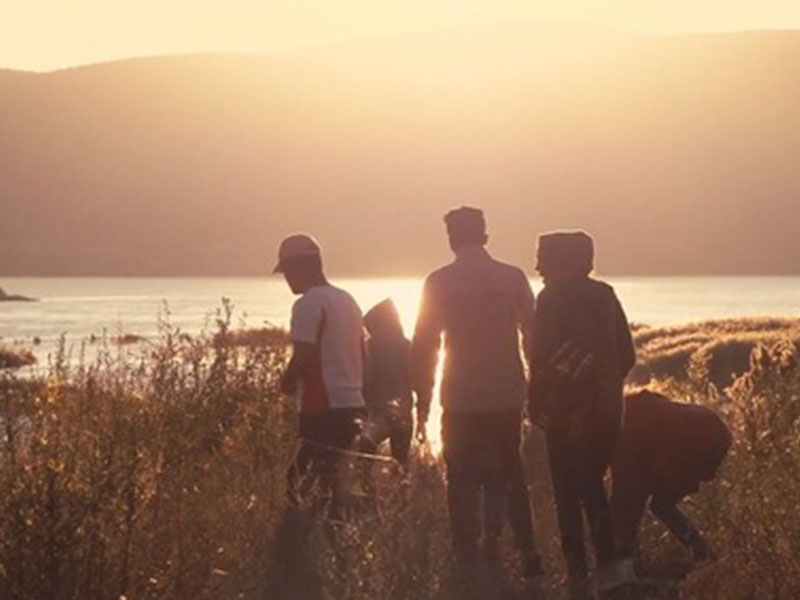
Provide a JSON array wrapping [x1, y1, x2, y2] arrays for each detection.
[[444, 206, 486, 247]]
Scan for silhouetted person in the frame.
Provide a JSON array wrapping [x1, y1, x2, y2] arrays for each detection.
[[528, 231, 635, 598], [358, 298, 414, 465], [412, 207, 542, 576], [612, 390, 732, 572], [274, 234, 365, 518]]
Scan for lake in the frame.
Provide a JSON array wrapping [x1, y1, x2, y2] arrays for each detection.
[[2, 276, 799, 363], [3, 275, 798, 451]]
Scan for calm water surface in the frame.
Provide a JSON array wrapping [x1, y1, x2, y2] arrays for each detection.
[[2, 276, 799, 354], [3, 276, 798, 450]]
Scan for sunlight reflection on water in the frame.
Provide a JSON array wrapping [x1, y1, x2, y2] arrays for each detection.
[[3, 275, 800, 454]]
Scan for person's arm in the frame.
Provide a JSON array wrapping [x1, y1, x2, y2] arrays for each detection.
[[410, 277, 442, 440], [528, 287, 561, 381], [281, 341, 316, 394], [527, 286, 561, 427], [281, 297, 323, 395], [516, 270, 536, 369], [613, 294, 636, 378], [362, 337, 376, 408]]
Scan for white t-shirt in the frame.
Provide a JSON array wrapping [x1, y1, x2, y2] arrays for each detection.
[[290, 284, 365, 412]]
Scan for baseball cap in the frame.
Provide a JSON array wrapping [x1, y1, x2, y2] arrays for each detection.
[[272, 234, 321, 273]]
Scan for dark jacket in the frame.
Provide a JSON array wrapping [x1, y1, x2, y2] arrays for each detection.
[[529, 277, 635, 429], [364, 334, 412, 410], [612, 390, 732, 501]]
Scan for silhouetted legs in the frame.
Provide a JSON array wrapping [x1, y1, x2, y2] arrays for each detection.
[[650, 494, 712, 561], [389, 420, 413, 465], [548, 419, 618, 578], [442, 410, 541, 568], [287, 409, 364, 519], [612, 490, 649, 560]]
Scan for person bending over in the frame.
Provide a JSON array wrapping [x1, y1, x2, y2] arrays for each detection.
[[612, 390, 732, 573]]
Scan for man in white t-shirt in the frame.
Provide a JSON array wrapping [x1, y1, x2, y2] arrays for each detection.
[[273, 233, 365, 514]]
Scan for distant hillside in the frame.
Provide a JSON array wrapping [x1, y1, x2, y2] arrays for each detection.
[[2, 27, 800, 276]]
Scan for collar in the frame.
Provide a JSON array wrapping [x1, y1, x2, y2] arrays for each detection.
[[454, 245, 491, 263]]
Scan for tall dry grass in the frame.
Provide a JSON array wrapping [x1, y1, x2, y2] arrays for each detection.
[[629, 318, 800, 388], [0, 345, 36, 370], [1, 310, 799, 599]]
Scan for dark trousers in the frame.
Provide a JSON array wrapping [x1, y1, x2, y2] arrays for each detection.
[[441, 410, 537, 563], [614, 489, 705, 559], [287, 408, 363, 516], [388, 423, 413, 465], [547, 418, 618, 577]]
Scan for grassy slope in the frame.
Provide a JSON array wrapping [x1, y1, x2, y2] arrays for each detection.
[[630, 317, 800, 388], [0, 316, 798, 599]]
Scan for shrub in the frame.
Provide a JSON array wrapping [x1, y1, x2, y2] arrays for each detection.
[[0, 345, 36, 370], [1, 311, 799, 600], [636, 340, 800, 600], [630, 318, 800, 388], [0, 309, 293, 600]]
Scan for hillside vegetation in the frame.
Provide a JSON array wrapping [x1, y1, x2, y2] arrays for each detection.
[[0, 313, 799, 599], [0, 345, 36, 369], [630, 318, 800, 388]]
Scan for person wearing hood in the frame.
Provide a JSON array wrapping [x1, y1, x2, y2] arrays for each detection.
[[359, 298, 415, 465], [529, 231, 636, 598]]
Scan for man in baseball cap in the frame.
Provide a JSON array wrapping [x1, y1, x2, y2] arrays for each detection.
[[273, 233, 365, 516], [273, 233, 322, 275]]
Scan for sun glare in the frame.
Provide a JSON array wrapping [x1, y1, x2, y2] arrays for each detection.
[[342, 277, 446, 453]]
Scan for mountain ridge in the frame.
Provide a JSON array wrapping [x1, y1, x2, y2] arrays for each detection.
[[2, 28, 799, 276]]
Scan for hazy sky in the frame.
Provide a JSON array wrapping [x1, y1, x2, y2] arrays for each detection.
[[4, 0, 800, 71]]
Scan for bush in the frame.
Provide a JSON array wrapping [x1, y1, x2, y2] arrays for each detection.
[[0, 309, 293, 600], [635, 339, 800, 600], [1, 310, 799, 599], [0, 345, 36, 369], [629, 318, 800, 388]]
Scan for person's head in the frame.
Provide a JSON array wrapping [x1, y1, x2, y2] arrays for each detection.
[[444, 206, 488, 252], [535, 230, 594, 282], [363, 298, 403, 338], [272, 233, 325, 294]]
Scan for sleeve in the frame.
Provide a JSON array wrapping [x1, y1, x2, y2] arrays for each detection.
[[527, 285, 563, 422], [613, 293, 636, 378], [529, 286, 561, 377], [362, 338, 377, 407], [290, 295, 323, 345], [410, 276, 443, 397]]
